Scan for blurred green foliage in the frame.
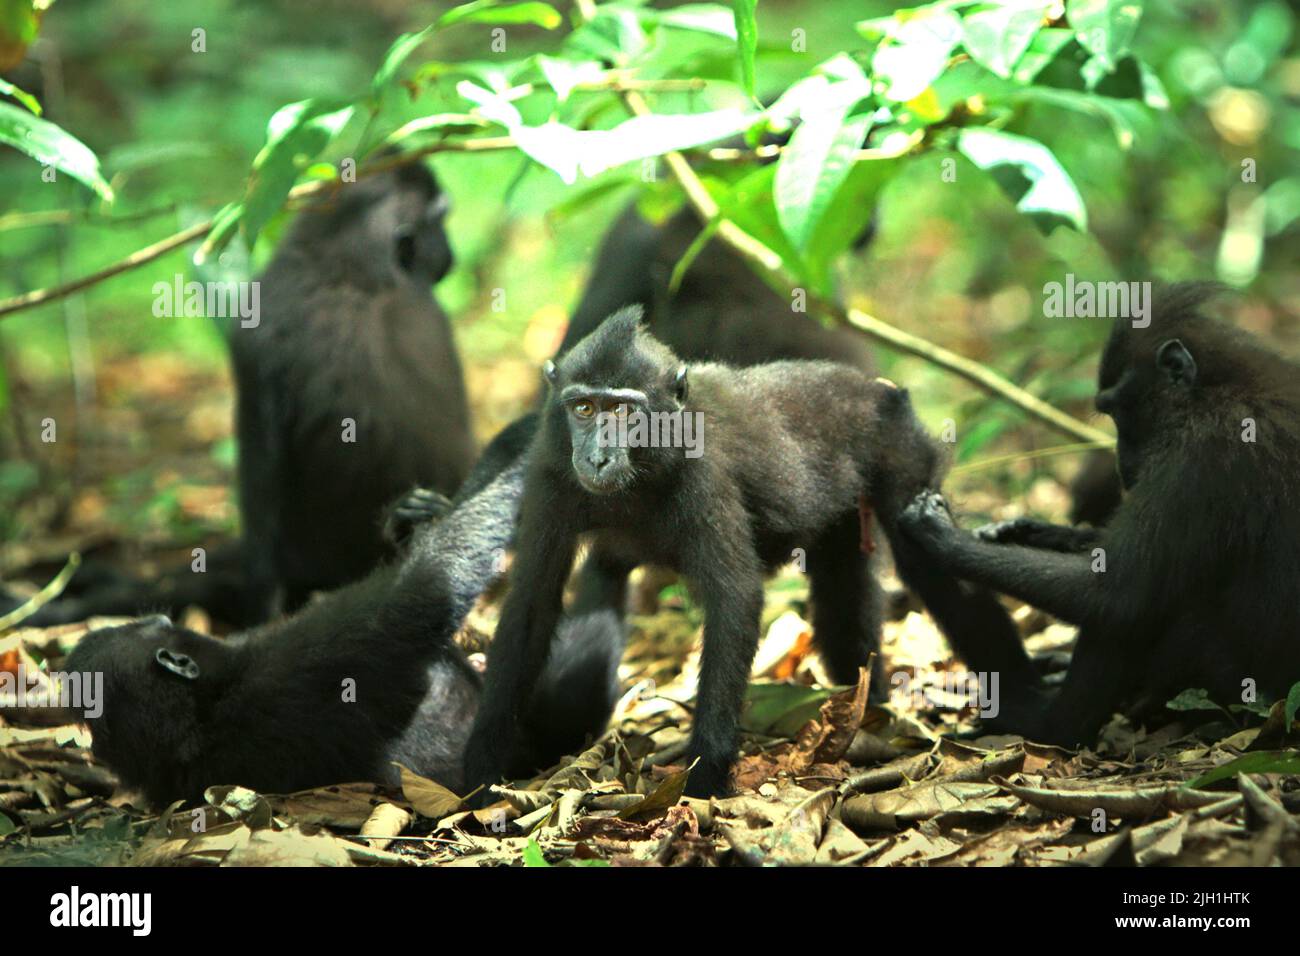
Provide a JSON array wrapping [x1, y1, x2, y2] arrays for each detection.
[[0, 0, 1297, 540]]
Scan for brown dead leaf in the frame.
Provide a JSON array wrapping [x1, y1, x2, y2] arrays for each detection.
[[270, 782, 395, 828], [396, 763, 463, 819], [842, 781, 1016, 832], [220, 826, 353, 867], [618, 765, 690, 822]]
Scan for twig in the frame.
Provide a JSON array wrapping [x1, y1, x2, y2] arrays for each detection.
[[951, 440, 1114, 475], [0, 552, 81, 632], [0, 136, 516, 321]]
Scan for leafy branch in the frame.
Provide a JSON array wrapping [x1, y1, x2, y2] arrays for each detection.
[[0, 0, 1157, 447]]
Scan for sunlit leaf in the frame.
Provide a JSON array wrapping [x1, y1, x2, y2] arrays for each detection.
[[193, 201, 244, 265], [242, 99, 355, 246], [565, 4, 647, 61], [439, 0, 562, 30], [871, 8, 963, 102], [957, 128, 1087, 233], [536, 54, 605, 101], [1068, 0, 1143, 71], [0, 76, 39, 114], [459, 80, 757, 183], [1009, 28, 1075, 83], [775, 102, 870, 251], [658, 3, 738, 39], [961, 1, 1049, 79], [371, 26, 434, 96], [0, 102, 113, 201], [799, 156, 894, 290]]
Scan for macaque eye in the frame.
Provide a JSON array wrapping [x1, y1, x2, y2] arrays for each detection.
[[572, 400, 596, 419], [610, 403, 630, 417]]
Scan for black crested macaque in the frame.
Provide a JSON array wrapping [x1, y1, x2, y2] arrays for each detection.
[[463, 308, 944, 800], [561, 204, 876, 369], [233, 161, 474, 619], [898, 283, 1300, 744], [11, 163, 474, 629], [64, 418, 625, 805], [555, 204, 879, 621]]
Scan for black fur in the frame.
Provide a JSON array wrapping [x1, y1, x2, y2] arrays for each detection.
[[464, 309, 944, 799], [233, 162, 474, 617], [562, 204, 875, 369], [13, 164, 474, 628], [898, 283, 1300, 743], [1067, 450, 1122, 527], [64, 422, 623, 805]]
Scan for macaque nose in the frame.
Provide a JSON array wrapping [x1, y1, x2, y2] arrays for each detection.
[[590, 452, 611, 473]]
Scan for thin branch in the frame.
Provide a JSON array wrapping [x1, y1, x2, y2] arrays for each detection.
[[0, 222, 214, 319], [0, 135, 517, 321], [835, 302, 1113, 445], [0, 553, 80, 632], [950, 440, 1114, 476]]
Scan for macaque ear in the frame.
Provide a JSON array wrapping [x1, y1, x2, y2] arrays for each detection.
[[674, 365, 689, 402], [543, 360, 558, 386], [155, 648, 200, 681], [1156, 339, 1197, 386]]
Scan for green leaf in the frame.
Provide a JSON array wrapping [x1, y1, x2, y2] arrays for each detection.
[[731, 0, 758, 99], [658, 4, 738, 40], [1285, 681, 1300, 732], [956, 128, 1087, 233], [1009, 28, 1076, 83], [1006, 86, 1153, 149], [0, 103, 113, 201], [710, 163, 806, 286], [193, 201, 245, 266], [536, 55, 605, 102], [0, 0, 44, 65], [871, 8, 963, 102], [1166, 687, 1223, 713], [544, 174, 637, 224], [243, 99, 355, 246], [799, 155, 895, 291], [522, 839, 551, 867], [382, 113, 487, 151], [962, 2, 1049, 79], [668, 213, 721, 293], [0, 77, 39, 115], [0, 809, 13, 837], [439, 0, 562, 30], [371, 26, 435, 97], [1068, 0, 1143, 72], [1228, 700, 1272, 717], [566, 4, 647, 62], [459, 81, 759, 183], [742, 682, 842, 737], [1188, 751, 1300, 789], [774, 100, 870, 251]]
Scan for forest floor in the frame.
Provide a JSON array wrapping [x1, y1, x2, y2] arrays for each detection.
[[1, 355, 1298, 867]]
